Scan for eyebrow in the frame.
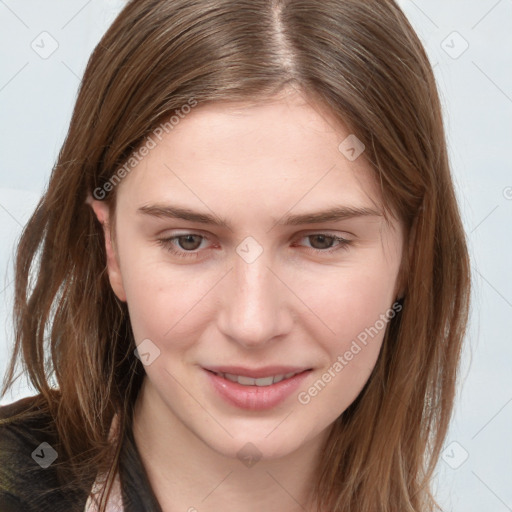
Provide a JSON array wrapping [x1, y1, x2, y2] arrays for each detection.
[[137, 203, 382, 229]]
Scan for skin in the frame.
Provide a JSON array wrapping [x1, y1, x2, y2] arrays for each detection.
[[89, 88, 405, 512]]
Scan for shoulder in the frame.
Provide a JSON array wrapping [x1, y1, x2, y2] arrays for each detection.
[[0, 394, 88, 512]]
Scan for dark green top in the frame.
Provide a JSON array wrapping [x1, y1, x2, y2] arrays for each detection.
[[0, 394, 162, 512]]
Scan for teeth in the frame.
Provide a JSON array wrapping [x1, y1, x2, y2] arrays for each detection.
[[217, 371, 301, 386]]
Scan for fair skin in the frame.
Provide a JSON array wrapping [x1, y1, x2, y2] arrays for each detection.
[[89, 89, 405, 512]]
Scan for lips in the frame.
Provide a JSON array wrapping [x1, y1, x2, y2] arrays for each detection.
[[203, 367, 312, 410]]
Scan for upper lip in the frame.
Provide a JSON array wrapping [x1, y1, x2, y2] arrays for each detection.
[[203, 365, 312, 379]]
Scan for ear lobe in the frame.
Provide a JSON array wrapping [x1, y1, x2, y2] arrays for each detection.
[[87, 195, 127, 302]]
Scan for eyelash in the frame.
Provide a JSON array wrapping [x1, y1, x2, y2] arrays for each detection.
[[156, 233, 353, 259]]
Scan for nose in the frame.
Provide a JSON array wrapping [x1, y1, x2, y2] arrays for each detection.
[[217, 249, 293, 350]]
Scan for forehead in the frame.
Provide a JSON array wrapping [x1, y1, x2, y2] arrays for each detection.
[[115, 93, 383, 217]]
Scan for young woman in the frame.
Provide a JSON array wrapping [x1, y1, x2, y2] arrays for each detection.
[[0, 1, 471, 511]]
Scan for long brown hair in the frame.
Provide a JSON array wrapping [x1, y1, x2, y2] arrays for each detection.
[[1, 0, 471, 510]]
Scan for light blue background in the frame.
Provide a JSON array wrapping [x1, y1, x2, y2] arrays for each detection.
[[1, 1, 511, 510]]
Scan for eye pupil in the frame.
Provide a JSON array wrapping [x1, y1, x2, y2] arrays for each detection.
[[310, 234, 332, 249], [178, 234, 202, 250]]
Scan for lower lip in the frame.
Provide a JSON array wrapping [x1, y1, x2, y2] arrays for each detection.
[[203, 368, 312, 411]]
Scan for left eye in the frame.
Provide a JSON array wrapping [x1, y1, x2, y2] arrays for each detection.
[[157, 233, 353, 259]]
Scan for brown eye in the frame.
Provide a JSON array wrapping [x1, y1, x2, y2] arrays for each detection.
[[174, 234, 203, 251], [157, 233, 208, 259], [307, 234, 338, 250], [299, 234, 352, 254]]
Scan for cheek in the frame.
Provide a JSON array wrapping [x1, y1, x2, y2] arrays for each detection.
[[301, 258, 399, 340], [297, 269, 397, 417], [296, 249, 401, 400], [118, 247, 215, 347]]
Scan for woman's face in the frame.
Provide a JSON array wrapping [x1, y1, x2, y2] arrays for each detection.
[[91, 90, 405, 461]]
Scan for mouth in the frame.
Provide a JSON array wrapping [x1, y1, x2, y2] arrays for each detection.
[[204, 368, 311, 387], [203, 367, 313, 410]]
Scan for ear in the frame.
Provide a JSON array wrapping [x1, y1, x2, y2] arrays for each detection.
[[86, 193, 127, 302]]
